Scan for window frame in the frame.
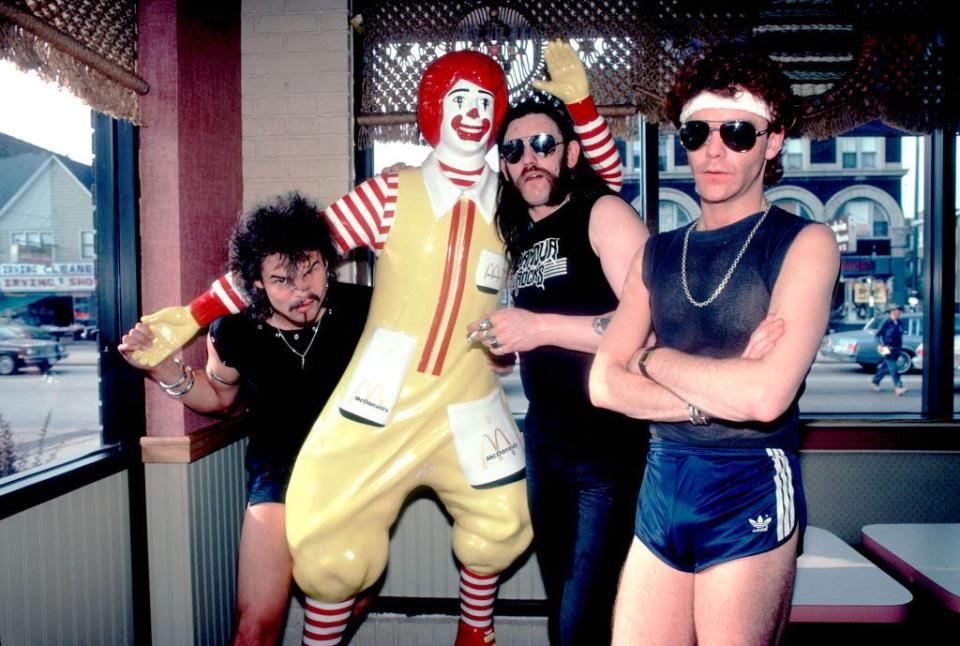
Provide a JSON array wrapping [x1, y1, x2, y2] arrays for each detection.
[[0, 113, 144, 518]]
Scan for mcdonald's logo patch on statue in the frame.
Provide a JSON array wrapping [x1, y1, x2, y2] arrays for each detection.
[[480, 428, 520, 468], [339, 327, 417, 426], [447, 389, 525, 488], [475, 249, 508, 294]]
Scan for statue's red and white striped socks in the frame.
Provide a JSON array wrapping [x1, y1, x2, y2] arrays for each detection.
[[302, 597, 355, 646], [458, 567, 498, 629]]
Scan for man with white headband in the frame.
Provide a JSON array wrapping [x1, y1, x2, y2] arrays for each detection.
[[590, 44, 840, 645]]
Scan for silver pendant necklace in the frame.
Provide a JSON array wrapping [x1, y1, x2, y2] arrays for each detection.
[[273, 318, 321, 369], [681, 199, 771, 308]]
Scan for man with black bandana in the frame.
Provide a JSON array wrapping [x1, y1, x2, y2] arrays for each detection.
[[119, 192, 369, 644], [467, 42, 649, 644], [590, 45, 840, 645]]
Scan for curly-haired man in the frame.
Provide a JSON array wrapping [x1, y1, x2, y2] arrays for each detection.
[[591, 44, 840, 645], [119, 192, 370, 644]]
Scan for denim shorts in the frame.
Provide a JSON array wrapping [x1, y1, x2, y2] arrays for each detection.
[[246, 461, 293, 506], [635, 439, 805, 573]]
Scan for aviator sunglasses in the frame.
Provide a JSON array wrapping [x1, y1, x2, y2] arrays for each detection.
[[500, 133, 564, 164], [678, 120, 770, 153]]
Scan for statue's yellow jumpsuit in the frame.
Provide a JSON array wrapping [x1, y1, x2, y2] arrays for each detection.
[[286, 157, 532, 601]]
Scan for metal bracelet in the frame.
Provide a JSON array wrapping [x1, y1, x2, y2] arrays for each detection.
[[206, 368, 239, 386], [165, 364, 196, 398], [686, 402, 710, 426], [156, 358, 187, 389], [637, 347, 657, 380]]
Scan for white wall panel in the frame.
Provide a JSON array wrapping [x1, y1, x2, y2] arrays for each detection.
[[0, 472, 133, 645]]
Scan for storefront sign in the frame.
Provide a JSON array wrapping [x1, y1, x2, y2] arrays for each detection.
[[0, 263, 96, 292]]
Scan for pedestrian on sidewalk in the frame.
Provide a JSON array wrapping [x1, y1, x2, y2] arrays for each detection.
[[871, 303, 907, 396]]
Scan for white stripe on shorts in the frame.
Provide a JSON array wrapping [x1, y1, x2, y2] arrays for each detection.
[[766, 448, 795, 541]]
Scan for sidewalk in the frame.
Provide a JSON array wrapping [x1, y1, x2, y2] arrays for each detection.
[[57, 341, 99, 366]]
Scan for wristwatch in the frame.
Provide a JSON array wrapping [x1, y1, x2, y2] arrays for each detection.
[[637, 347, 657, 380]]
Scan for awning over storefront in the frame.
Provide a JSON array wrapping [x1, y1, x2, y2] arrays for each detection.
[[0, 292, 47, 315]]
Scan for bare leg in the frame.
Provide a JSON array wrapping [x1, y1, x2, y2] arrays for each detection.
[[693, 532, 799, 646], [612, 537, 695, 646], [234, 503, 293, 646]]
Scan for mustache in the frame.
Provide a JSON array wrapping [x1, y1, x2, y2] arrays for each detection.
[[520, 164, 558, 180], [288, 295, 321, 310]]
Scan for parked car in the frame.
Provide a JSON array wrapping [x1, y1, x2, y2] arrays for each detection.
[[912, 336, 960, 373], [819, 312, 924, 374], [0, 325, 69, 375]]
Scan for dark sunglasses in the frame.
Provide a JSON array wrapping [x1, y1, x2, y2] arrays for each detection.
[[678, 120, 770, 153], [500, 133, 564, 164]]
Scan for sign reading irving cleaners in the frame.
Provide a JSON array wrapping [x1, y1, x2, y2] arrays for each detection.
[[0, 263, 96, 292]]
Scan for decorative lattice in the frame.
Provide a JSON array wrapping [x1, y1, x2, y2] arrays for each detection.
[[356, 0, 958, 144]]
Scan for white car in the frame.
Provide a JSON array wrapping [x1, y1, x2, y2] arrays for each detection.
[[912, 335, 960, 373]]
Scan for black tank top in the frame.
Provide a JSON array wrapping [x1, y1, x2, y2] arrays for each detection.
[[512, 193, 643, 451], [642, 205, 812, 449], [209, 282, 371, 470]]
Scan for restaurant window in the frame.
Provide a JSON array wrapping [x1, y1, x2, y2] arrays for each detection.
[[1, 61, 137, 487], [369, 125, 956, 425]]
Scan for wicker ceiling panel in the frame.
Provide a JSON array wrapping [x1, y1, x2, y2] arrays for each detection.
[[356, 0, 957, 142]]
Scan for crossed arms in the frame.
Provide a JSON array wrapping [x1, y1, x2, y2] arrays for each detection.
[[589, 223, 839, 424]]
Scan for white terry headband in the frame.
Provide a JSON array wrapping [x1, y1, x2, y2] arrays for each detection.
[[679, 89, 772, 124]]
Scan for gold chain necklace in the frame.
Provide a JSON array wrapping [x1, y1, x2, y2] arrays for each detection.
[[681, 200, 771, 308]]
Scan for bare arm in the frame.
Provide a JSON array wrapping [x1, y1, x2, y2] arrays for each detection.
[[589, 249, 691, 420], [468, 196, 648, 355], [634, 224, 839, 423], [590, 241, 793, 421], [119, 323, 240, 414]]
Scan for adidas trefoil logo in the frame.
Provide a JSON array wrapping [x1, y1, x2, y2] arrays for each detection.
[[749, 514, 772, 533]]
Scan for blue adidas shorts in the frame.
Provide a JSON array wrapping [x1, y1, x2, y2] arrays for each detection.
[[635, 439, 806, 573]]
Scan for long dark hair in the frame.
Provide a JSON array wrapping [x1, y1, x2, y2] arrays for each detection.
[[229, 192, 338, 321], [665, 43, 798, 188], [495, 97, 613, 261]]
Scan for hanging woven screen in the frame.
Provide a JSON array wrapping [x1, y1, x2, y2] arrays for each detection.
[[0, 0, 148, 124], [355, 0, 956, 145]]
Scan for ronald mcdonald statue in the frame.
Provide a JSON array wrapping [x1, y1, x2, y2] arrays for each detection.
[[133, 44, 621, 645]]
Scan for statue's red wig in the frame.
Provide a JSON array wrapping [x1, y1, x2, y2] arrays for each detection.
[[417, 50, 508, 150]]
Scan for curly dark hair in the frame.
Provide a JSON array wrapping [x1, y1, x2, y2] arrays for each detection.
[[229, 192, 339, 321], [495, 97, 613, 260], [665, 43, 798, 187]]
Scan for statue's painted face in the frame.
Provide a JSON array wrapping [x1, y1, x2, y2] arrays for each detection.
[[437, 80, 496, 157]]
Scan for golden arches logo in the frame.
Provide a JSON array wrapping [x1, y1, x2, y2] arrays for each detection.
[[483, 262, 503, 282], [479, 427, 519, 470], [352, 380, 387, 412]]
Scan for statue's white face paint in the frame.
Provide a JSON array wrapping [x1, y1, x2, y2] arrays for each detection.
[[435, 80, 496, 163]]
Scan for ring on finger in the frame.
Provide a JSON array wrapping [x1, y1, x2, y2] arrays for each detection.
[[489, 335, 500, 348], [479, 318, 493, 331]]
